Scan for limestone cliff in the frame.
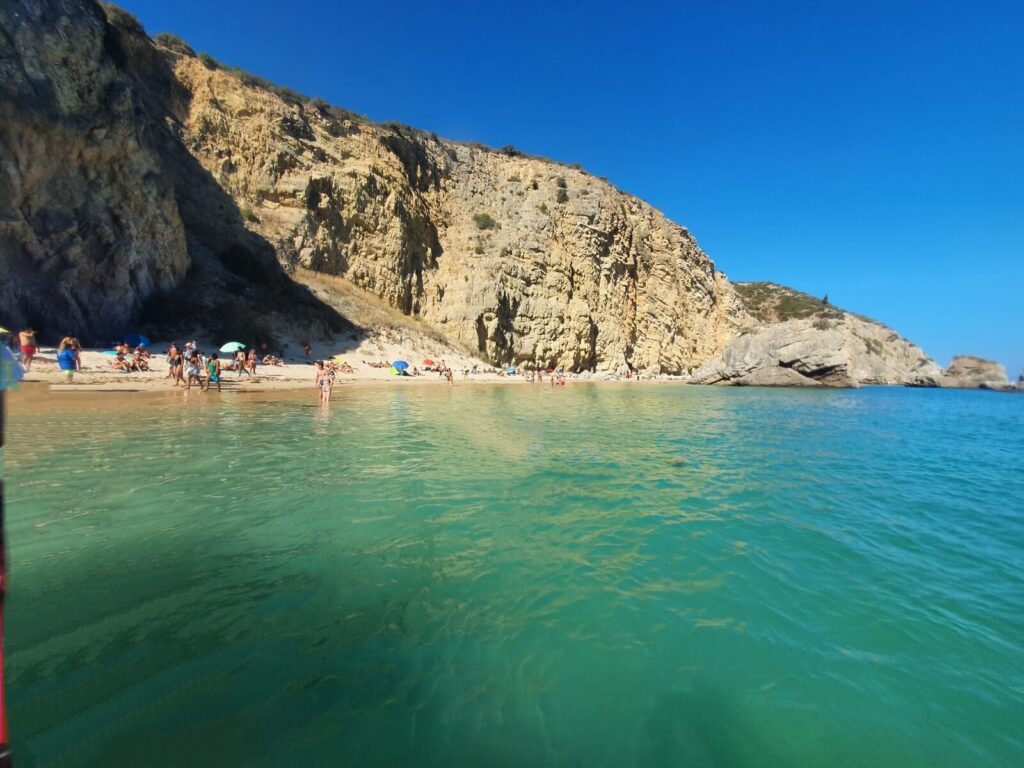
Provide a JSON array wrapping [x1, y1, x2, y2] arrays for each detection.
[[0, 1, 977, 383], [168, 53, 747, 372], [908, 355, 1010, 389], [0, 0, 350, 346], [691, 283, 943, 386]]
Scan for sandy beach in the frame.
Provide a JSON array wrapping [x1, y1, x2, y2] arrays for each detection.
[[12, 341, 531, 393]]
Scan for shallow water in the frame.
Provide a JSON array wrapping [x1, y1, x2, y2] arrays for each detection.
[[3, 384, 1023, 767]]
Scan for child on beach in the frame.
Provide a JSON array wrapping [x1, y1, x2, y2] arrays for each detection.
[[57, 340, 79, 382], [206, 354, 222, 392]]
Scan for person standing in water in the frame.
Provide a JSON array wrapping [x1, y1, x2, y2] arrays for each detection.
[[315, 361, 334, 403]]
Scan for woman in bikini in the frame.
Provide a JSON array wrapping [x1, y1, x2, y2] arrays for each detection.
[[167, 345, 184, 386]]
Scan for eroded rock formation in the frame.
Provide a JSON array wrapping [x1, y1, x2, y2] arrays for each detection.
[[0, 1, 992, 385]]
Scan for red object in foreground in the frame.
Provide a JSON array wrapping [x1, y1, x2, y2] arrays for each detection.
[[0, 390, 11, 766]]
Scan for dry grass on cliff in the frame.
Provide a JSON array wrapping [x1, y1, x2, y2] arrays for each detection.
[[293, 268, 476, 357]]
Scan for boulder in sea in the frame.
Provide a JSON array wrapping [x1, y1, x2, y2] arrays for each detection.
[[938, 356, 1010, 389]]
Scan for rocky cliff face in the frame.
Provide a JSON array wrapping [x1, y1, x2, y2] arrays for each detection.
[[0, 1, 980, 383], [691, 283, 943, 386], [908, 355, 1010, 389], [0, 0, 188, 341], [0, 0, 350, 345], [169, 53, 747, 372]]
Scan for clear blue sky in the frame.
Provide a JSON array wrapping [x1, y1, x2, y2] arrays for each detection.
[[120, 0, 1023, 374]]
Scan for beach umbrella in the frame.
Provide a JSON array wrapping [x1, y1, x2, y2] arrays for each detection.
[[220, 341, 246, 353], [101, 350, 119, 356], [124, 333, 150, 348], [392, 360, 409, 371], [0, 327, 8, 335], [389, 366, 401, 375], [422, 358, 435, 366], [506, 366, 517, 374]]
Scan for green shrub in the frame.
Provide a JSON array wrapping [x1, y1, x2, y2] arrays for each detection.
[[556, 188, 569, 204], [531, 180, 539, 190], [239, 206, 258, 223], [864, 338, 884, 356], [198, 52, 219, 69], [556, 176, 567, 188], [153, 32, 195, 56], [474, 245, 485, 255], [507, 174, 521, 182], [537, 202, 548, 214], [472, 212, 497, 230]]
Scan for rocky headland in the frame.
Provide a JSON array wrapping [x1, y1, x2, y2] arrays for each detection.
[[0, 1, 1006, 387]]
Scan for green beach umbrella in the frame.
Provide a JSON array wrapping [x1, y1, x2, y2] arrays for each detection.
[[220, 341, 246, 353]]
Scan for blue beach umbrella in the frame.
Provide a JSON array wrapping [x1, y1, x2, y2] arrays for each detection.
[[506, 366, 516, 374], [392, 360, 409, 371], [124, 333, 150, 347]]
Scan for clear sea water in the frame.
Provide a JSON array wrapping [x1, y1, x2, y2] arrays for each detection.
[[3, 384, 1022, 767]]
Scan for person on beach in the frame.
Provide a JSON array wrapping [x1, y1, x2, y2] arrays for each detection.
[[235, 349, 249, 377], [185, 353, 203, 390], [206, 353, 222, 392], [18, 328, 36, 370], [246, 348, 258, 377], [167, 344, 184, 386], [57, 340, 79, 382], [313, 361, 333, 402], [303, 343, 312, 362], [112, 352, 132, 373]]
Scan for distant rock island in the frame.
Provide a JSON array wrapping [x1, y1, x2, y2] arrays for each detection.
[[0, 1, 1008, 388]]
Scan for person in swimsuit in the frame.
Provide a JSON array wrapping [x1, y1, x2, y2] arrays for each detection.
[[206, 353, 222, 392], [317, 367, 334, 403], [186, 354, 203, 390], [57, 341, 78, 381], [18, 328, 36, 370]]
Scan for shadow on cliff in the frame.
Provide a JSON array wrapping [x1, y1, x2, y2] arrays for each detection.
[[104, 9, 361, 354]]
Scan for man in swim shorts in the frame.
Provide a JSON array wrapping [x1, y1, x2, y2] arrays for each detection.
[[18, 328, 36, 370]]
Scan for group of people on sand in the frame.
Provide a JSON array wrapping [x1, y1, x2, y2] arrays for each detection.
[[165, 341, 265, 391], [110, 341, 152, 374]]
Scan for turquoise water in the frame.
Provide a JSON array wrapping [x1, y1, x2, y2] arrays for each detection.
[[3, 384, 1023, 767]]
